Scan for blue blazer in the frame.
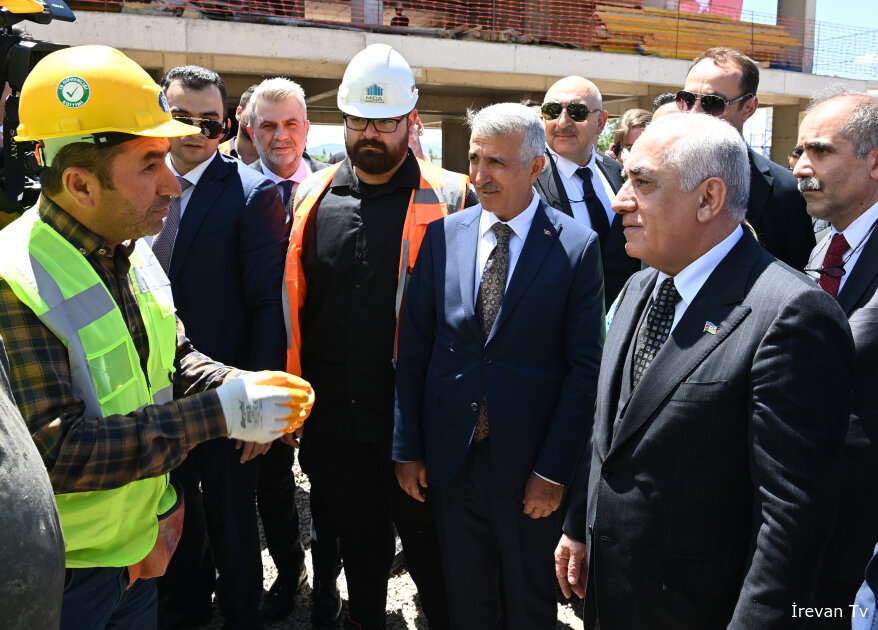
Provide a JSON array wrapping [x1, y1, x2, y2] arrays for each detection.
[[169, 151, 290, 371], [392, 200, 605, 492]]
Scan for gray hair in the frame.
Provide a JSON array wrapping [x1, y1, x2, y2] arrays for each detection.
[[649, 113, 750, 222], [806, 85, 878, 158], [466, 103, 545, 162], [250, 77, 307, 125]]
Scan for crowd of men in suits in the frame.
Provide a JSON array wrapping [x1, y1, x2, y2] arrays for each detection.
[[2, 38, 878, 630]]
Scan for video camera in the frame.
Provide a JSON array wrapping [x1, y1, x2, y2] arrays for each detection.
[[0, 0, 74, 217]]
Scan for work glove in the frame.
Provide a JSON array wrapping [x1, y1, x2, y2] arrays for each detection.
[[217, 371, 315, 443]]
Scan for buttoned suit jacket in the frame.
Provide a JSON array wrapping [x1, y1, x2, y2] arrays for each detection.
[[392, 200, 605, 493], [170, 151, 289, 371], [534, 149, 637, 310], [747, 149, 815, 270], [566, 231, 853, 630], [810, 227, 878, 595]]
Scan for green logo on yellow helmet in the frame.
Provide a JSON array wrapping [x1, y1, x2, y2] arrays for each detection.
[[57, 76, 90, 108]]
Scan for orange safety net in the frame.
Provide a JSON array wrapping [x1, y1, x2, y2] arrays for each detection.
[[66, 0, 878, 79]]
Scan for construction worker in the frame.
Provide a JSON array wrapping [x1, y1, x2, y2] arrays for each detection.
[[284, 43, 478, 629], [0, 45, 314, 630]]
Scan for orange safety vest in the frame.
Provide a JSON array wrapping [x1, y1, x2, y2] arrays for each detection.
[[283, 158, 469, 375]]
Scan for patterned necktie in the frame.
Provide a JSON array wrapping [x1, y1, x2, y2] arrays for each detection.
[[575, 166, 610, 242], [152, 176, 192, 274], [473, 222, 514, 442], [818, 232, 849, 299], [278, 180, 294, 207], [632, 277, 681, 388]]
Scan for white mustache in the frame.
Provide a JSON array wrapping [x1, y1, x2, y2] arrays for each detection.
[[798, 176, 823, 193]]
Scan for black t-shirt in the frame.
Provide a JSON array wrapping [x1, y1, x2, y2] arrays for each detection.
[[299, 151, 477, 445]]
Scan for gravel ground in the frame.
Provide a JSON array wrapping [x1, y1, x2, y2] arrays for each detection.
[[198, 459, 584, 630]]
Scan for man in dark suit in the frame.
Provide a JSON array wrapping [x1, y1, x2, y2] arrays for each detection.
[[555, 112, 853, 630], [681, 47, 814, 270], [249, 77, 327, 214], [246, 76, 327, 623], [793, 89, 878, 628], [534, 75, 636, 309], [155, 65, 291, 630], [394, 103, 604, 629]]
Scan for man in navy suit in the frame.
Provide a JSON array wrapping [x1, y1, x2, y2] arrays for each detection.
[[155, 65, 290, 630], [534, 75, 638, 309], [556, 113, 852, 630], [794, 89, 878, 629], [394, 103, 605, 629]]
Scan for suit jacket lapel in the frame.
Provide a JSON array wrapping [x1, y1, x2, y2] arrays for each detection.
[[455, 209, 483, 338], [747, 150, 771, 230], [838, 229, 878, 315], [595, 154, 623, 193], [608, 234, 759, 455], [594, 271, 653, 459], [543, 150, 573, 216], [170, 153, 230, 281], [489, 201, 559, 342]]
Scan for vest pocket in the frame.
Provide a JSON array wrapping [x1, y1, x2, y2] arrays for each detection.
[[86, 337, 137, 404]]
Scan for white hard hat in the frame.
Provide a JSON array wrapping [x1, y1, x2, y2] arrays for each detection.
[[337, 44, 418, 118]]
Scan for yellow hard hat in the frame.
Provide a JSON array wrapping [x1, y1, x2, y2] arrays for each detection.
[[16, 45, 198, 143]]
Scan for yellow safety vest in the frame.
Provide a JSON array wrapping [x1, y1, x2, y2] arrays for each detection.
[[0, 207, 178, 568], [283, 158, 469, 375]]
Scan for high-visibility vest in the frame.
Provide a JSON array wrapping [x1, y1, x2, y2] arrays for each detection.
[[283, 158, 469, 375], [0, 207, 179, 568]]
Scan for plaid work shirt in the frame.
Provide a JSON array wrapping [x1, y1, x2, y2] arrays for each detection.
[[0, 196, 243, 494]]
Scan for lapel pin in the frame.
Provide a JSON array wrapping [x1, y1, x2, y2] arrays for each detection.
[[703, 321, 718, 335]]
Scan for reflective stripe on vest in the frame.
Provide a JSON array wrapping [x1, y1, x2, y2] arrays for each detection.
[[283, 159, 469, 375], [0, 207, 178, 568]]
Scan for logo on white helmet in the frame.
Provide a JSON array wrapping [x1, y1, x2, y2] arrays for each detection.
[[363, 83, 386, 104]]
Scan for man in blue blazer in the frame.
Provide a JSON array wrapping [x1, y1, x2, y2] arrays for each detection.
[[393, 103, 605, 629], [155, 66, 290, 630]]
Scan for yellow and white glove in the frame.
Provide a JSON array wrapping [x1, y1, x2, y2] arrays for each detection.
[[217, 371, 315, 443]]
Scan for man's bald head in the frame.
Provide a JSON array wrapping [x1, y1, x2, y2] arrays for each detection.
[[542, 76, 608, 166]]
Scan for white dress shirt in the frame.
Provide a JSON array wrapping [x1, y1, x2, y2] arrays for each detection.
[[473, 190, 540, 302], [545, 146, 615, 229], [819, 200, 878, 293], [653, 225, 744, 333], [260, 155, 313, 187]]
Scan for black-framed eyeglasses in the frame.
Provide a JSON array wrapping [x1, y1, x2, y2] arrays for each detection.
[[541, 102, 597, 123], [343, 114, 406, 133], [675, 90, 754, 117], [172, 115, 226, 140]]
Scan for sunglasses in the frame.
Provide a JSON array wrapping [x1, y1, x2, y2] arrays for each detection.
[[541, 102, 597, 123], [172, 115, 227, 140], [675, 90, 754, 117]]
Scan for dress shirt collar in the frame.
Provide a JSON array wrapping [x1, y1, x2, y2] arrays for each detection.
[[478, 189, 540, 242], [260, 155, 312, 185], [546, 145, 599, 181], [828, 198, 878, 258], [654, 225, 744, 306], [39, 194, 135, 259], [166, 151, 216, 186]]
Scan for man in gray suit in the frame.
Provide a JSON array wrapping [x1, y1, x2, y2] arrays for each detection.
[[534, 76, 638, 309], [794, 89, 878, 629], [249, 77, 327, 214], [556, 113, 853, 629]]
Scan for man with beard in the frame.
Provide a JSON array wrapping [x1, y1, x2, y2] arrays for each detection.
[[283, 44, 478, 629], [249, 77, 327, 215], [247, 76, 326, 623]]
